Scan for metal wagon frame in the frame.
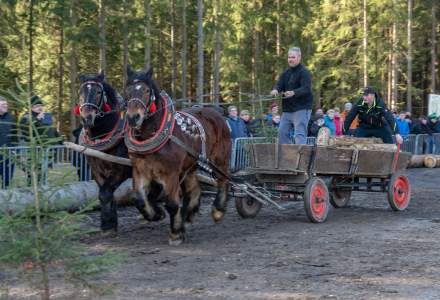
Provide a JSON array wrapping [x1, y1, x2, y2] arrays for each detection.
[[229, 143, 412, 223]]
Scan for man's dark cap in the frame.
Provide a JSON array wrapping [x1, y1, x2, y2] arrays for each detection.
[[30, 95, 44, 106], [362, 86, 375, 96]]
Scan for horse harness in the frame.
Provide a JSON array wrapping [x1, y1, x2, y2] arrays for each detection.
[[79, 80, 125, 152], [78, 81, 113, 116], [80, 115, 125, 152], [124, 91, 221, 177]]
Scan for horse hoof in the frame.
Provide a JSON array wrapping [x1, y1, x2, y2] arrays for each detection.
[[100, 229, 117, 238], [168, 233, 185, 246], [211, 208, 225, 223], [185, 222, 193, 231], [137, 214, 150, 224]]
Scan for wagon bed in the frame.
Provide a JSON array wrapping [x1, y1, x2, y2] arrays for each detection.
[[231, 143, 412, 223]]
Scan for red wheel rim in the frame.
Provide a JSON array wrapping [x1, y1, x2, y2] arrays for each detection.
[[393, 176, 410, 208], [311, 182, 326, 218]]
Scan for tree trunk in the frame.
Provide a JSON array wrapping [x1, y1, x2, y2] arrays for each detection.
[[144, 0, 151, 70], [181, 0, 188, 101], [28, 0, 34, 93], [171, 0, 177, 99], [406, 0, 413, 112], [363, 0, 368, 87], [431, 2, 437, 93], [57, 22, 64, 132], [276, 0, 281, 57], [213, 0, 221, 105], [122, 0, 129, 88], [98, 0, 106, 73], [391, 8, 398, 110], [69, 0, 78, 139], [196, 0, 204, 103], [387, 50, 392, 107]]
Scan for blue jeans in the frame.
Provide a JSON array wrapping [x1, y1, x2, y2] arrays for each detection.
[[278, 110, 311, 144], [0, 155, 14, 189]]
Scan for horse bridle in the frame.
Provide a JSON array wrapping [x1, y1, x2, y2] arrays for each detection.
[[126, 80, 155, 115], [79, 80, 109, 117]]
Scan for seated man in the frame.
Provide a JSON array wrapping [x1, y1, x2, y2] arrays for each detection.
[[343, 86, 403, 145]]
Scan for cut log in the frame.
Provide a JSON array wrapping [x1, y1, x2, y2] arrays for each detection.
[[329, 136, 383, 146], [409, 155, 426, 168], [0, 179, 134, 214], [350, 143, 397, 152], [423, 155, 440, 168]]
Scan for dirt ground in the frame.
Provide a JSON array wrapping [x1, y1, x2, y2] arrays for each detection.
[[3, 168, 440, 300]]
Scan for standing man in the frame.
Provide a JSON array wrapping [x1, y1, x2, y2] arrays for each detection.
[[0, 96, 17, 189], [271, 47, 313, 144], [343, 86, 403, 144], [20, 95, 60, 186]]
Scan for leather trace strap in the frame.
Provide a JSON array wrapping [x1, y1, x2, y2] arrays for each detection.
[[124, 91, 176, 154]]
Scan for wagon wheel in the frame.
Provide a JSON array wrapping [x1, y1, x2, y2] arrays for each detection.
[[387, 172, 411, 211], [330, 189, 352, 208], [303, 177, 330, 223], [235, 195, 262, 218]]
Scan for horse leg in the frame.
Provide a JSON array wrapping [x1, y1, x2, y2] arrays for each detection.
[[164, 180, 185, 245], [99, 183, 117, 232], [182, 172, 202, 224], [133, 175, 165, 222], [211, 177, 230, 223]]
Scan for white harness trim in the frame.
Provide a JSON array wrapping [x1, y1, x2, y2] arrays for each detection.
[[175, 111, 207, 159]]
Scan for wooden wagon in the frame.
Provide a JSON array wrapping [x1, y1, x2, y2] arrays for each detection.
[[231, 143, 412, 223]]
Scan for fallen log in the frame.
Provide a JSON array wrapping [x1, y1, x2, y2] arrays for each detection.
[[409, 155, 426, 168], [0, 179, 133, 214], [423, 155, 440, 168]]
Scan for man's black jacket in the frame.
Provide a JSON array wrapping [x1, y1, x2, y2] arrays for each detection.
[[273, 64, 313, 113], [0, 112, 17, 147], [343, 94, 399, 134]]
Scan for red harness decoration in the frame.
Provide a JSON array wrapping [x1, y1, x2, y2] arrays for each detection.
[[73, 105, 81, 116], [149, 101, 157, 113]]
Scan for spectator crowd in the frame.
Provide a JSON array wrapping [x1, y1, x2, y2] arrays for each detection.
[[225, 100, 440, 153]]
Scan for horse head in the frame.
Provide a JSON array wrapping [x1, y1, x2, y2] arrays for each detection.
[[78, 71, 114, 128], [125, 66, 160, 129]]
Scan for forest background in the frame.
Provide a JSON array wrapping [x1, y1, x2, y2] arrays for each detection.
[[0, 0, 438, 138]]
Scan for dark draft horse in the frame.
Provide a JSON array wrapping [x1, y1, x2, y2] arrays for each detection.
[[124, 66, 231, 245], [77, 72, 132, 232]]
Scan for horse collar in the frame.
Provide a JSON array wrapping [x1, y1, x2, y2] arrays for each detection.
[[79, 115, 125, 152]]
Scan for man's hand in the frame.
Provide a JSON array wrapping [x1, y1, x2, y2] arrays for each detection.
[[37, 112, 45, 121], [395, 134, 403, 145], [270, 89, 279, 97], [283, 90, 295, 98]]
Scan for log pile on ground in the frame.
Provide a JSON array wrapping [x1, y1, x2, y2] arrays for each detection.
[[407, 155, 440, 168]]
